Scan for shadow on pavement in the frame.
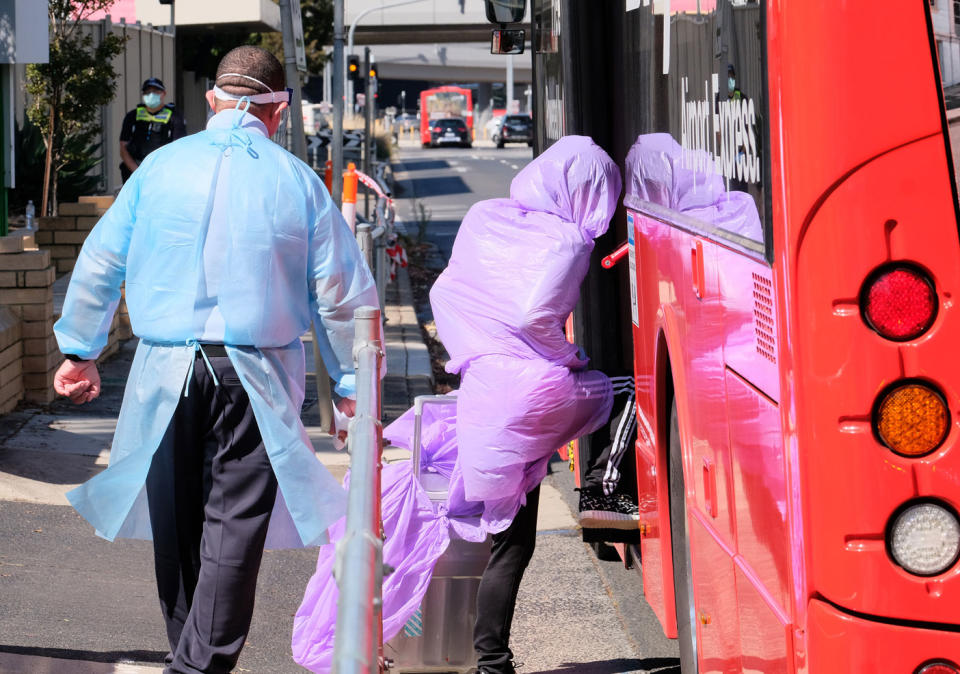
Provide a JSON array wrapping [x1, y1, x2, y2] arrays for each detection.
[[398, 159, 450, 171], [0, 645, 167, 664], [411, 176, 471, 197], [525, 657, 680, 673]]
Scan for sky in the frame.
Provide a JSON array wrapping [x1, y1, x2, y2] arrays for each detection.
[[85, 0, 139, 24]]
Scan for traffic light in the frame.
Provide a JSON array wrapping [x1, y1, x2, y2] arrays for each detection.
[[368, 64, 378, 80], [347, 55, 360, 81]]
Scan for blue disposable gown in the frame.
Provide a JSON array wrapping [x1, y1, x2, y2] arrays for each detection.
[[54, 110, 379, 547]]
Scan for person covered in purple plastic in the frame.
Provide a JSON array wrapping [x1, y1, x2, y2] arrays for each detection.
[[429, 135, 622, 673]]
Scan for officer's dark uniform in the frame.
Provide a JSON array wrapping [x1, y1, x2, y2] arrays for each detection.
[[119, 86, 186, 182]]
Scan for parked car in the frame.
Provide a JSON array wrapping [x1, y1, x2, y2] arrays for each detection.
[[429, 117, 471, 148], [493, 114, 533, 148]]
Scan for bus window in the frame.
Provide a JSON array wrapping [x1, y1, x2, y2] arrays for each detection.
[[623, 0, 768, 254], [929, 1, 960, 215]]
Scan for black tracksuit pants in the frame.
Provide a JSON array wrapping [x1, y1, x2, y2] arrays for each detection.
[[474, 485, 541, 672], [146, 352, 278, 674]]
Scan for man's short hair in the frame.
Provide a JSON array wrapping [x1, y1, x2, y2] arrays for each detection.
[[215, 46, 285, 98]]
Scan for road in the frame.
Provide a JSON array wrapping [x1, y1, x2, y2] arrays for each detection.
[[391, 142, 681, 673]]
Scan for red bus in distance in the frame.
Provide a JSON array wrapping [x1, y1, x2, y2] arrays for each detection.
[[419, 86, 473, 147]]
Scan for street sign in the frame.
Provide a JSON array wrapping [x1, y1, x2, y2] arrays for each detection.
[[356, 93, 366, 107], [291, 1, 307, 73]]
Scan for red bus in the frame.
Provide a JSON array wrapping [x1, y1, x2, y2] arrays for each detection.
[[531, 1, 960, 671], [419, 86, 474, 146]]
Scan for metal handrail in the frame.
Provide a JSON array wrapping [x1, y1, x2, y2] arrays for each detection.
[[332, 306, 385, 673]]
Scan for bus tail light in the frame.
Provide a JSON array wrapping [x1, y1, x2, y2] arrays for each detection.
[[916, 661, 960, 674], [874, 382, 949, 457], [861, 265, 937, 341], [888, 502, 960, 576]]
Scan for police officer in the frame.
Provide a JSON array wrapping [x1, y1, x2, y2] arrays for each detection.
[[119, 77, 186, 182]]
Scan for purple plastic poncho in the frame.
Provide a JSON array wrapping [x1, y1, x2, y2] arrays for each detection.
[[431, 135, 621, 532], [292, 136, 621, 671]]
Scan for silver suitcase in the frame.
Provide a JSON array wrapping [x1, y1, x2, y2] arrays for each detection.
[[384, 396, 491, 673]]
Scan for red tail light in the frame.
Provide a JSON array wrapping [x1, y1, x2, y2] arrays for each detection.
[[916, 661, 960, 674], [433, 126, 442, 132], [861, 264, 937, 341], [457, 127, 466, 132]]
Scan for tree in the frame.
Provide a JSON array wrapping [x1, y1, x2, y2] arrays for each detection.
[[26, 0, 126, 216], [256, 0, 333, 76]]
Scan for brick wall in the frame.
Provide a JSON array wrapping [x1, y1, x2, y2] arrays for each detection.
[[34, 197, 113, 276], [0, 242, 57, 404], [0, 196, 132, 412], [0, 306, 22, 414]]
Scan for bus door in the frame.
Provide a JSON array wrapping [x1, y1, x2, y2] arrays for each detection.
[[627, 170, 744, 674]]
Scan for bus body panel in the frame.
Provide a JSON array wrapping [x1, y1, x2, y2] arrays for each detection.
[[717, 248, 780, 403], [690, 516, 742, 672], [794, 136, 960, 624], [771, 1, 943, 247], [726, 370, 791, 616], [733, 564, 792, 674], [806, 599, 960, 673]]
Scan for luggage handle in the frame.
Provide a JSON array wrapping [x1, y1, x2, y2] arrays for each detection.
[[412, 395, 458, 481]]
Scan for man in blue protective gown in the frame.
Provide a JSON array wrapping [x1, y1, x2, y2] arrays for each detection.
[[52, 46, 379, 674]]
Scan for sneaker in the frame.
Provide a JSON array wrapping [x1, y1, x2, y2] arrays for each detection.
[[578, 489, 640, 530]]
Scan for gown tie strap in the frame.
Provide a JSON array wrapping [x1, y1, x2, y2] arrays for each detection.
[[183, 340, 221, 397]]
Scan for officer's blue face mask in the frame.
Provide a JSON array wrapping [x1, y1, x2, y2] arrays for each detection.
[[143, 92, 162, 108], [728, 77, 736, 92]]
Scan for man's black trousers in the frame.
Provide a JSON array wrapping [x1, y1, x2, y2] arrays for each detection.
[[146, 352, 277, 674], [474, 485, 541, 673]]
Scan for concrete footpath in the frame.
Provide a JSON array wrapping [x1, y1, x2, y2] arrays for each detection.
[[0, 269, 654, 672]]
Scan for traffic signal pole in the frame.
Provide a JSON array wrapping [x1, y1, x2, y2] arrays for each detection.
[[363, 47, 371, 220], [332, 0, 344, 208]]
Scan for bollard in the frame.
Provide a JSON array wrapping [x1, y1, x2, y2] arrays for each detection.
[[356, 223, 374, 273], [324, 160, 333, 194], [342, 163, 358, 233]]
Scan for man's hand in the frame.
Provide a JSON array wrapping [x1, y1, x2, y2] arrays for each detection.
[[330, 397, 356, 448], [335, 397, 356, 418], [54, 359, 101, 405]]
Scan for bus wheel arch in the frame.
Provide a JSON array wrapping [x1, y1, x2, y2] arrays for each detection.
[[657, 334, 699, 672]]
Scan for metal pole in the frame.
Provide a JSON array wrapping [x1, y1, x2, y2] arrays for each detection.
[[332, 0, 345, 208], [332, 306, 383, 674], [279, 0, 307, 161], [280, 0, 333, 432], [506, 53, 514, 113], [362, 47, 371, 221]]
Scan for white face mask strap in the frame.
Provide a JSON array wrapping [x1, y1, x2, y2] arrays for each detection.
[[218, 72, 273, 92], [213, 85, 289, 105]]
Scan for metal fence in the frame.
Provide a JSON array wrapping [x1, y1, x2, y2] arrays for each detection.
[[326, 161, 395, 673], [332, 305, 386, 673]]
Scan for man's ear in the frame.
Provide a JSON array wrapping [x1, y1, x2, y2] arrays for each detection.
[[273, 101, 289, 122], [205, 90, 216, 112]]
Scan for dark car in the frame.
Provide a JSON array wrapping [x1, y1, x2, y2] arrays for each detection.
[[430, 117, 471, 148], [494, 114, 533, 148]]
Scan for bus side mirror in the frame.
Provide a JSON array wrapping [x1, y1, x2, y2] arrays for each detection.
[[491, 29, 525, 55], [484, 0, 526, 24]]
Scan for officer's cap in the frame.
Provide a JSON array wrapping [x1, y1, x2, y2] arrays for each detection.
[[141, 77, 166, 93]]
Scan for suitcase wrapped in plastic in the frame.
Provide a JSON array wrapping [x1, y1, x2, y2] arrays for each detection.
[[385, 396, 491, 673]]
